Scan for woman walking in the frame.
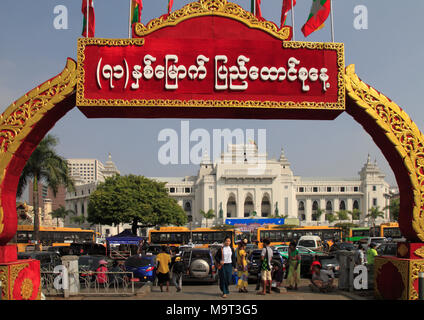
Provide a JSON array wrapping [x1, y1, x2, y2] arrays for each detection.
[[236, 239, 249, 293], [215, 236, 236, 298], [286, 241, 300, 290]]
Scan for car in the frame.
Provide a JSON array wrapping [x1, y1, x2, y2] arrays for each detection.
[[181, 248, 217, 284], [274, 245, 320, 259], [145, 244, 163, 255], [376, 242, 398, 256], [247, 249, 286, 282], [18, 251, 62, 271], [365, 237, 387, 249], [124, 254, 157, 282], [298, 236, 323, 251], [329, 242, 356, 252]]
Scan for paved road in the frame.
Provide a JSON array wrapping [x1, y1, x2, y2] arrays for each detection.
[[51, 279, 359, 300]]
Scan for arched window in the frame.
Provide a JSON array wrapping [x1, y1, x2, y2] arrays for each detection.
[[312, 201, 319, 221], [227, 194, 236, 218], [298, 201, 305, 221], [339, 200, 346, 211], [353, 200, 359, 210], [244, 195, 254, 217], [261, 194, 270, 217], [184, 201, 191, 211], [326, 201, 332, 213]]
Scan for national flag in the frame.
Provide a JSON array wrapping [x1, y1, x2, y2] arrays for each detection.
[[281, 0, 296, 27], [131, 0, 143, 24], [255, 0, 263, 20], [82, 0, 95, 37], [168, 0, 174, 15], [302, 0, 331, 37]]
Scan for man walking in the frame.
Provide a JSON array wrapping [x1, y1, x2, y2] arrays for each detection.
[[354, 245, 365, 266], [257, 238, 273, 295], [366, 243, 378, 289], [171, 256, 185, 292], [156, 246, 171, 292]]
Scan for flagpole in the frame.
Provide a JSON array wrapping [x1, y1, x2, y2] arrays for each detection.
[[291, 0, 295, 41], [330, 0, 335, 42], [86, 0, 89, 38], [129, 0, 132, 38]]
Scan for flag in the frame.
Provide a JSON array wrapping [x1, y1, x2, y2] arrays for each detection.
[[131, 0, 143, 24], [168, 0, 174, 15], [255, 0, 263, 20], [82, 0, 95, 37], [281, 0, 296, 27], [302, 0, 331, 37]]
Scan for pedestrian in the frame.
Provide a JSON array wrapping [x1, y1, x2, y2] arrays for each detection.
[[310, 255, 322, 276], [354, 244, 365, 266], [156, 245, 171, 292], [236, 240, 248, 293], [366, 243, 378, 266], [96, 259, 109, 287], [215, 236, 236, 298], [271, 262, 284, 292], [172, 256, 185, 292], [257, 238, 273, 295], [309, 264, 335, 293], [286, 241, 300, 290]]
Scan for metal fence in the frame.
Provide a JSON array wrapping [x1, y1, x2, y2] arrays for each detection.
[[41, 270, 136, 297]]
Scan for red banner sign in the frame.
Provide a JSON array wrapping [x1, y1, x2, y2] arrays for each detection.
[[76, 15, 345, 119]]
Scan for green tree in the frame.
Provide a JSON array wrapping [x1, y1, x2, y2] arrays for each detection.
[[87, 175, 187, 234], [384, 198, 400, 222], [51, 205, 75, 227], [325, 212, 338, 224], [71, 215, 86, 225], [312, 208, 325, 226], [348, 209, 361, 222], [334, 222, 359, 241], [200, 209, 215, 228], [366, 206, 385, 231], [16, 135, 75, 251], [336, 210, 349, 222]]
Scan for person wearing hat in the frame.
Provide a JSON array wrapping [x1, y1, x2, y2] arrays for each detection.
[[171, 256, 185, 292], [96, 259, 109, 286], [236, 240, 249, 293]]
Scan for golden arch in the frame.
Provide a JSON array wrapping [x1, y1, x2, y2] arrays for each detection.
[[0, 59, 423, 244]]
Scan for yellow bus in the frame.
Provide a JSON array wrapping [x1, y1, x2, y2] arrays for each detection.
[[372, 222, 402, 238], [256, 225, 343, 248], [149, 226, 236, 248], [16, 225, 97, 252]]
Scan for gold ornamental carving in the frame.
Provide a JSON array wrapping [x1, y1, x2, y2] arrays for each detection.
[[398, 243, 409, 257], [345, 64, 424, 242], [134, 0, 291, 41], [20, 278, 34, 300], [375, 258, 409, 300], [415, 247, 424, 258], [0, 266, 8, 299], [409, 260, 424, 300], [0, 59, 77, 236]]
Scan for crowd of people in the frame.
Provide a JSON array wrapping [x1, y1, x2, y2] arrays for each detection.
[[99, 237, 381, 298]]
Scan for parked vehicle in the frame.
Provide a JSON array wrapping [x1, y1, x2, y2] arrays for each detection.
[[124, 254, 157, 282], [145, 244, 163, 255], [18, 251, 61, 271], [297, 236, 323, 251], [181, 248, 217, 283], [274, 245, 320, 259], [78, 255, 113, 283], [365, 237, 387, 248], [247, 249, 286, 281], [329, 242, 356, 252], [376, 242, 398, 256]]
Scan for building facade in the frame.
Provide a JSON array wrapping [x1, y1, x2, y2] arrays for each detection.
[[152, 144, 393, 228]]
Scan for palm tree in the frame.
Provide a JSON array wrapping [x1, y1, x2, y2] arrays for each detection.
[[16, 135, 75, 251], [71, 215, 86, 225], [325, 212, 337, 224], [200, 209, 215, 228], [348, 209, 361, 223], [366, 206, 385, 233], [313, 208, 325, 226], [50, 205, 74, 227], [384, 198, 399, 222], [336, 210, 349, 222]]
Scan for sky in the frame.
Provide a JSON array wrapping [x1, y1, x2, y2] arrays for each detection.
[[1, 0, 424, 200]]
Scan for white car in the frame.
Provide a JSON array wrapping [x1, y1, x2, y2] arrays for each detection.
[[366, 237, 387, 249]]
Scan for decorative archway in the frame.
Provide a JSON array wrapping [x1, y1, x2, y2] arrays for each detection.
[[0, 0, 423, 300]]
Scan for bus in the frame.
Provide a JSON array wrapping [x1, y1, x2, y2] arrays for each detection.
[[345, 227, 370, 243], [149, 226, 236, 248], [16, 225, 97, 252], [256, 226, 343, 248], [371, 222, 402, 239]]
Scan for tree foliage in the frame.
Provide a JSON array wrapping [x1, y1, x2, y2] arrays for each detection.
[[51, 205, 75, 227], [384, 198, 399, 221], [200, 209, 215, 228], [336, 210, 349, 221], [87, 175, 187, 234]]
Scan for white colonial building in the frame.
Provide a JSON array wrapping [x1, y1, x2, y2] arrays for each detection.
[[152, 144, 393, 228]]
